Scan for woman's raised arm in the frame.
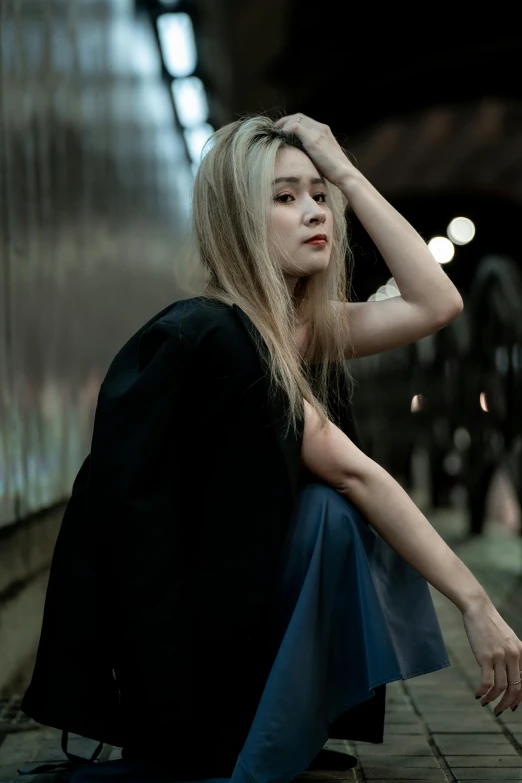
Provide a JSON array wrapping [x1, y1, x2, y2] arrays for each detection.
[[301, 399, 522, 714]]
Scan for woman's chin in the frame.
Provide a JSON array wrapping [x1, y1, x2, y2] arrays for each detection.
[[283, 256, 331, 280], [309, 256, 331, 274]]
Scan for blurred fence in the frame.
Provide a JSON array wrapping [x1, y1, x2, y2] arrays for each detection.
[[352, 254, 522, 536]]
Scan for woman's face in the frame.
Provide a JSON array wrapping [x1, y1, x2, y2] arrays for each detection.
[[270, 146, 333, 292]]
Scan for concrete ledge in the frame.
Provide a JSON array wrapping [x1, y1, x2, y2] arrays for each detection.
[[0, 505, 65, 595], [0, 505, 66, 696]]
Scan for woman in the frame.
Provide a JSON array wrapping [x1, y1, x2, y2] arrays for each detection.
[[21, 114, 521, 783]]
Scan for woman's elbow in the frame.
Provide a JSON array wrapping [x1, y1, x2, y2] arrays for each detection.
[[449, 292, 464, 318], [434, 293, 464, 329]]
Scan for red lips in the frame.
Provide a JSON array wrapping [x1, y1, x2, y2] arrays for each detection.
[[305, 234, 327, 243]]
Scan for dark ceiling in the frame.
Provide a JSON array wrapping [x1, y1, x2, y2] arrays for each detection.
[[268, 10, 522, 136], [142, 0, 522, 297], [190, 2, 522, 134]]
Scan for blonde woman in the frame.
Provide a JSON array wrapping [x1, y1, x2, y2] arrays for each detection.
[[22, 115, 521, 783]]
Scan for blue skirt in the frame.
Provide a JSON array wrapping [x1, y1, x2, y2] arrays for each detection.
[[59, 483, 451, 783]]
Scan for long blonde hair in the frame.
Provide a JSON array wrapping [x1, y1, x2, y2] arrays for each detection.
[[191, 114, 354, 436]]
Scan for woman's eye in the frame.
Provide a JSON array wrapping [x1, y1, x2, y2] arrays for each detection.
[[273, 192, 326, 204]]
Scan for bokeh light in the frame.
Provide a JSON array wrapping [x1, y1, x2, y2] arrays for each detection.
[[157, 13, 197, 77], [172, 77, 209, 128], [411, 394, 424, 413], [447, 216, 476, 246], [428, 236, 455, 264], [184, 123, 215, 165]]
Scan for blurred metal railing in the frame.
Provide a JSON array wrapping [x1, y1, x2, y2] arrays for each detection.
[[352, 254, 522, 536]]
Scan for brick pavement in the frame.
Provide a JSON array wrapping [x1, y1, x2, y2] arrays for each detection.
[[307, 509, 522, 782], [1, 509, 521, 782]]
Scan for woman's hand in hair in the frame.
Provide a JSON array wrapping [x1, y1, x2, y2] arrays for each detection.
[[273, 114, 356, 187]]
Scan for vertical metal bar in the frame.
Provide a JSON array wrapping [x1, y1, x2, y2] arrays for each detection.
[[0, 0, 14, 527]]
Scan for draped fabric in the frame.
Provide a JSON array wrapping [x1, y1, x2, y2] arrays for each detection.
[[51, 482, 449, 783], [21, 297, 450, 783]]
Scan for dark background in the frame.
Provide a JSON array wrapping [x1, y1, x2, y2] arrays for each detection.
[[139, 0, 522, 300]]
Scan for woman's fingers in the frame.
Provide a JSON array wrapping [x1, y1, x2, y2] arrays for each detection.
[[511, 674, 522, 712], [489, 660, 510, 714], [510, 642, 522, 710], [502, 650, 522, 713], [464, 603, 522, 713], [273, 113, 351, 187], [274, 113, 312, 129], [478, 655, 522, 714], [494, 646, 522, 713], [476, 659, 495, 704]]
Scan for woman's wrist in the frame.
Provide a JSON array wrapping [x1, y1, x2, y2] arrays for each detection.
[[459, 587, 492, 615], [333, 165, 365, 198]]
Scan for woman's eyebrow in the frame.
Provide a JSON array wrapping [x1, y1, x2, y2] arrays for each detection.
[[273, 175, 326, 186]]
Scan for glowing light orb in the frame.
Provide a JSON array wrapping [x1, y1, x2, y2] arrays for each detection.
[[411, 394, 424, 413], [157, 13, 197, 78], [447, 217, 476, 246], [428, 237, 455, 264]]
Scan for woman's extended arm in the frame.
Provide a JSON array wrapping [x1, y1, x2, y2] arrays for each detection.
[[301, 399, 522, 713], [301, 399, 485, 611]]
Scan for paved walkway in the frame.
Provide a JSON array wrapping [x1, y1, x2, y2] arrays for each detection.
[[318, 510, 522, 782], [1, 510, 521, 782]]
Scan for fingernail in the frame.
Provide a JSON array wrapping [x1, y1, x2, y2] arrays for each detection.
[[482, 702, 489, 707], [494, 710, 504, 717], [512, 705, 519, 712], [475, 695, 482, 699]]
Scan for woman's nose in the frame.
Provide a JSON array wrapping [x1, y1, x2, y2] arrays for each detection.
[[308, 209, 326, 224]]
